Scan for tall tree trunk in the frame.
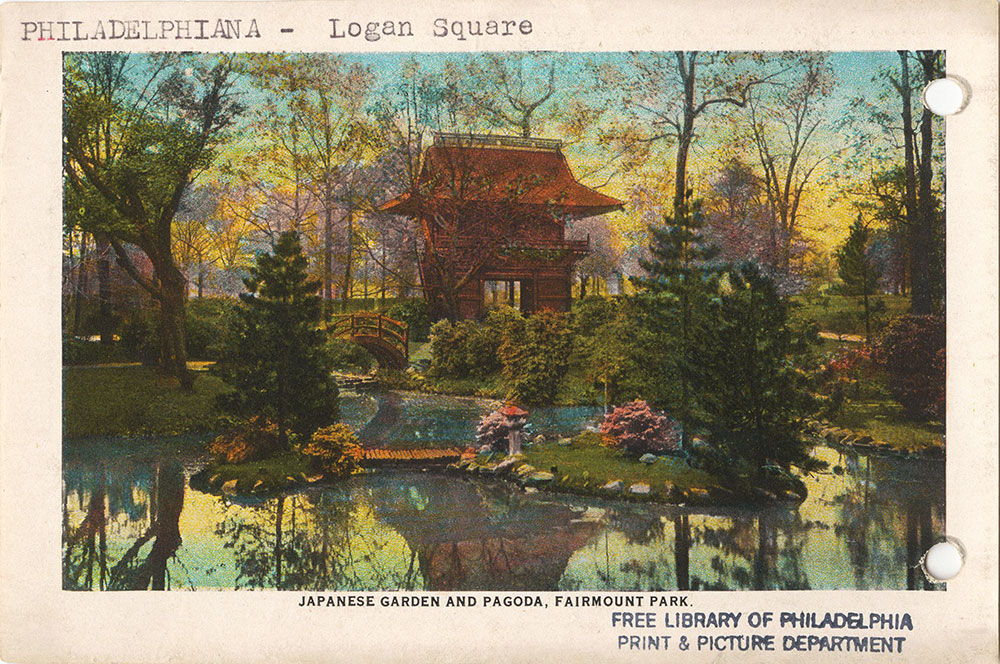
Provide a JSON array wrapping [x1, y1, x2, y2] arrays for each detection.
[[73, 232, 90, 337], [96, 234, 114, 345], [674, 52, 697, 217], [911, 51, 938, 315], [342, 208, 354, 313], [156, 261, 193, 390], [323, 203, 333, 316]]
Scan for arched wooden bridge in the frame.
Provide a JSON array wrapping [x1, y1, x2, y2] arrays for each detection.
[[328, 312, 409, 370]]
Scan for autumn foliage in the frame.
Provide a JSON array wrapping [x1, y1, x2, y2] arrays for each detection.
[[599, 400, 680, 456], [208, 416, 283, 464], [300, 424, 364, 476]]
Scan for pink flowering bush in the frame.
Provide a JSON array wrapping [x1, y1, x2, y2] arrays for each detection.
[[599, 400, 680, 456]]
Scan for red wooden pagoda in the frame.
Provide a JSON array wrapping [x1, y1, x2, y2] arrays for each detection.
[[380, 133, 622, 319]]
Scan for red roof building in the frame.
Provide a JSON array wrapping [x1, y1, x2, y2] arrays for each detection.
[[380, 133, 622, 319]]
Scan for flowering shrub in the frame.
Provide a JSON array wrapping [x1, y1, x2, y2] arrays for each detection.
[[208, 416, 283, 464], [824, 345, 875, 380], [300, 424, 363, 476], [599, 400, 680, 456], [475, 411, 513, 452], [874, 315, 945, 420]]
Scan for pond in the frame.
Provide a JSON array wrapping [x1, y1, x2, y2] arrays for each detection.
[[63, 391, 945, 591]]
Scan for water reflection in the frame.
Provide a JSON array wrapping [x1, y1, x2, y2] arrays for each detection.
[[64, 460, 184, 590], [339, 391, 601, 446], [63, 443, 944, 591]]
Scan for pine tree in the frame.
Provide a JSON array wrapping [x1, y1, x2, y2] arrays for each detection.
[[217, 231, 338, 448], [636, 197, 720, 446], [691, 262, 812, 476], [837, 214, 882, 343]]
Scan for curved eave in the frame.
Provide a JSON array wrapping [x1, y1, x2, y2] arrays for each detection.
[[378, 193, 623, 220]]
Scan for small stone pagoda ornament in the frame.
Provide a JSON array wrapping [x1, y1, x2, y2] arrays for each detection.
[[498, 404, 529, 456]]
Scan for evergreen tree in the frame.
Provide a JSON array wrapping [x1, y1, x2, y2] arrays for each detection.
[[217, 231, 338, 448], [636, 197, 720, 446], [837, 214, 882, 343], [692, 263, 813, 476]]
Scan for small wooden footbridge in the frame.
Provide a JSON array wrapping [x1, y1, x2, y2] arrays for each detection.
[[327, 312, 409, 370]]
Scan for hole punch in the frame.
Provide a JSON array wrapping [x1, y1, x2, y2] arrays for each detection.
[[921, 537, 966, 582], [922, 77, 970, 116]]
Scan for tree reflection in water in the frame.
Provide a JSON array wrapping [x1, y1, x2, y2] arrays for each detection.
[[62, 441, 945, 592], [215, 474, 601, 591], [63, 460, 184, 590]]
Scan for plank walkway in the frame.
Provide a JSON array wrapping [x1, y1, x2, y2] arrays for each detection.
[[360, 447, 469, 465]]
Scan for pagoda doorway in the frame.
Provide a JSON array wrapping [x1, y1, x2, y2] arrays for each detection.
[[483, 278, 529, 314]]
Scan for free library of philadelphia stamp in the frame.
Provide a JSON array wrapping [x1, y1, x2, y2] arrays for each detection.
[[0, 0, 996, 662]]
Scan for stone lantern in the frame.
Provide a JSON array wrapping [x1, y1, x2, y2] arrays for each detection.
[[498, 404, 529, 456]]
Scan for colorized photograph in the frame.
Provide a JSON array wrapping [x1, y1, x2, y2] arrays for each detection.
[[62, 51, 946, 591]]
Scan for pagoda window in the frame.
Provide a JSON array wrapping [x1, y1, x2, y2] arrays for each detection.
[[484, 279, 522, 311]]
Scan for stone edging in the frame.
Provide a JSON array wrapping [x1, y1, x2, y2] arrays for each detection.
[[445, 452, 805, 507], [803, 418, 944, 460]]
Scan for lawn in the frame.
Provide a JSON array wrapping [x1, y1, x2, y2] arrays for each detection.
[[523, 431, 719, 501], [63, 366, 230, 439], [790, 294, 910, 337], [829, 398, 944, 452]]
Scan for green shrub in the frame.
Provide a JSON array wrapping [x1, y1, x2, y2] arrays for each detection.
[[62, 336, 131, 365], [570, 296, 619, 337], [185, 298, 236, 361], [208, 416, 283, 464], [387, 298, 431, 342], [428, 318, 503, 379], [300, 424, 363, 476], [875, 314, 945, 420], [372, 368, 421, 391], [326, 338, 375, 374], [499, 310, 573, 405]]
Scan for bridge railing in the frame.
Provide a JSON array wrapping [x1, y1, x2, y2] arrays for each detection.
[[328, 312, 409, 356]]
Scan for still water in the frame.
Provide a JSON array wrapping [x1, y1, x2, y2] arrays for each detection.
[[63, 392, 945, 591]]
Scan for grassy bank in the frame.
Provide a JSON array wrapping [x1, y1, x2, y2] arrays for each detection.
[[523, 432, 717, 500], [790, 294, 910, 337], [64, 366, 228, 439], [457, 431, 806, 505], [828, 399, 944, 452]]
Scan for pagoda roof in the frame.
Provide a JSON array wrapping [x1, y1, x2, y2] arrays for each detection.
[[380, 134, 623, 219]]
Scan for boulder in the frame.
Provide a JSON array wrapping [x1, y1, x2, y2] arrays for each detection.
[[524, 471, 555, 487], [752, 487, 778, 502], [514, 464, 537, 478], [600, 480, 625, 493], [709, 485, 737, 502], [687, 487, 710, 501], [639, 453, 658, 465], [627, 483, 651, 495], [221, 479, 238, 494], [494, 457, 521, 473]]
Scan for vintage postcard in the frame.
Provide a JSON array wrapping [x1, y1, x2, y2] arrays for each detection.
[[0, 0, 997, 662]]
